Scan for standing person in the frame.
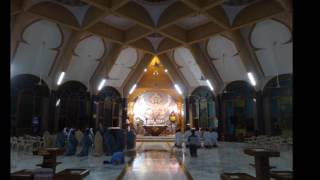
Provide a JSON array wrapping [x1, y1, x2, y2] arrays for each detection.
[[184, 127, 192, 147], [188, 129, 200, 157], [92, 129, 104, 156], [195, 127, 202, 148], [103, 127, 115, 155], [75, 128, 83, 153], [64, 129, 78, 156], [213, 116, 219, 130], [175, 129, 183, 148], [55, 128, 66, 148], [78, 129, 92, 156]]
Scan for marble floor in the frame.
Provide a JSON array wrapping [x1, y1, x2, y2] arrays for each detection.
[[11, 142, 292, 180]]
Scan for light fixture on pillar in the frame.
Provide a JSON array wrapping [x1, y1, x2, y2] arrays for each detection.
[[206, 79, 214, 91], [164, 69, 168, 73], [174, 84, 183, 95], [56, 98, 61, 107], [144, 68, 147, 72], [97, 78, 106, 91], [129, 84, 137, 95], [57, 72, 65, 86], [247, 72, 256, 86]]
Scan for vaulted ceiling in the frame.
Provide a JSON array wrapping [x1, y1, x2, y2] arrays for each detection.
[[11, 0, 292, 96]]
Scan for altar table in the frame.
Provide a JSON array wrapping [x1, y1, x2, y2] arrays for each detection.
[[143, 125, 168, 136]]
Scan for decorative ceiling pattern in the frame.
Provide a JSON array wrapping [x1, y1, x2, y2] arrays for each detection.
[[11, 0, 291, 94], [65, 35, 106, 87], [176, 14, 210, 30], [250, 19, 292, 76], [106, 47, 139, 88], [11, 20, 62, 83], [207, 35, 247, 84], [174, 47, 207, 87], [102, 15, 135, 31]]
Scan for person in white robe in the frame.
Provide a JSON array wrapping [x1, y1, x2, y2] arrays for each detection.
[[75, 128, 83, 153], [92, 130, 103, 156], [175, 129, 183, 148], [195, 128, 202, 148], [184, 127, 192, 147], [210, 129, 218, 147], [203, 128, 212, 148]]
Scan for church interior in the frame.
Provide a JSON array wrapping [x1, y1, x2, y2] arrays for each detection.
[[10, 0, 292, 179]]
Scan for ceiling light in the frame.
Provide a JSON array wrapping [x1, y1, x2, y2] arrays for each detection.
[[144, 68, 147, 72], [57, 72, 65, 85], [97, 78, 106, 91], [174, 84, 183, 95], [206, 79, 214, 91], [129, 84, 137, 94], [164, 69, 168, 73], [56, 99, 60, 107], [247, 72, 256, 86]]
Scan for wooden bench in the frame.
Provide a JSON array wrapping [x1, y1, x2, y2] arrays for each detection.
[[270, 171, 293, 180], [221, 173, 256, 180], [54, 169, 90, 180]]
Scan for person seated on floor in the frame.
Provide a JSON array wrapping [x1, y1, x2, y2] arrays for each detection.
[[188, 129, 200, 157], [175, 129, 183, 148], [55, 128, 66, 148], [103, 151, 125, 165], [210, 128, 218, 147], [184, 127, 192, 147], [203, 128, 213, 148], [64, 128, 78, 156], [77, 128, 92, 156]]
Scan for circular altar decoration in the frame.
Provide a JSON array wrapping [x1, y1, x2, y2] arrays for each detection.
[[133, 91, 178, 126]]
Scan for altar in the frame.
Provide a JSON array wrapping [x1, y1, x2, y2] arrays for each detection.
[[128, 91, 183, 136], [143, 125, 168, 136]]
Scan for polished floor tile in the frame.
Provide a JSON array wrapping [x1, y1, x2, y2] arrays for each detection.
[[11, 141, 292, 180]]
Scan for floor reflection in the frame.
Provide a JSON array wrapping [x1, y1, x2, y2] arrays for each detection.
[[122, 143, 189, 180]]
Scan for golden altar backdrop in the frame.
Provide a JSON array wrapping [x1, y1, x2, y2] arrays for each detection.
[[127, 56, 184, 135]]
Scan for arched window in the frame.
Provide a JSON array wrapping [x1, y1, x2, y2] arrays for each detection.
[[190, 86, 215, 129], [222, 81, 256, 140], [55, 81, 89, 130], [263, 74, 292, 137], [93, 86, 121, 128], [11, 74, 49, 135]]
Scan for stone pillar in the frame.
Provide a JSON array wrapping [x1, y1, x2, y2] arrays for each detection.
[[215, 94, 223, 139], [121, 98, 128, 129], [256, 91, 265, 135], [183, 97, 189, 133], [188, 97, 193, 129]]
